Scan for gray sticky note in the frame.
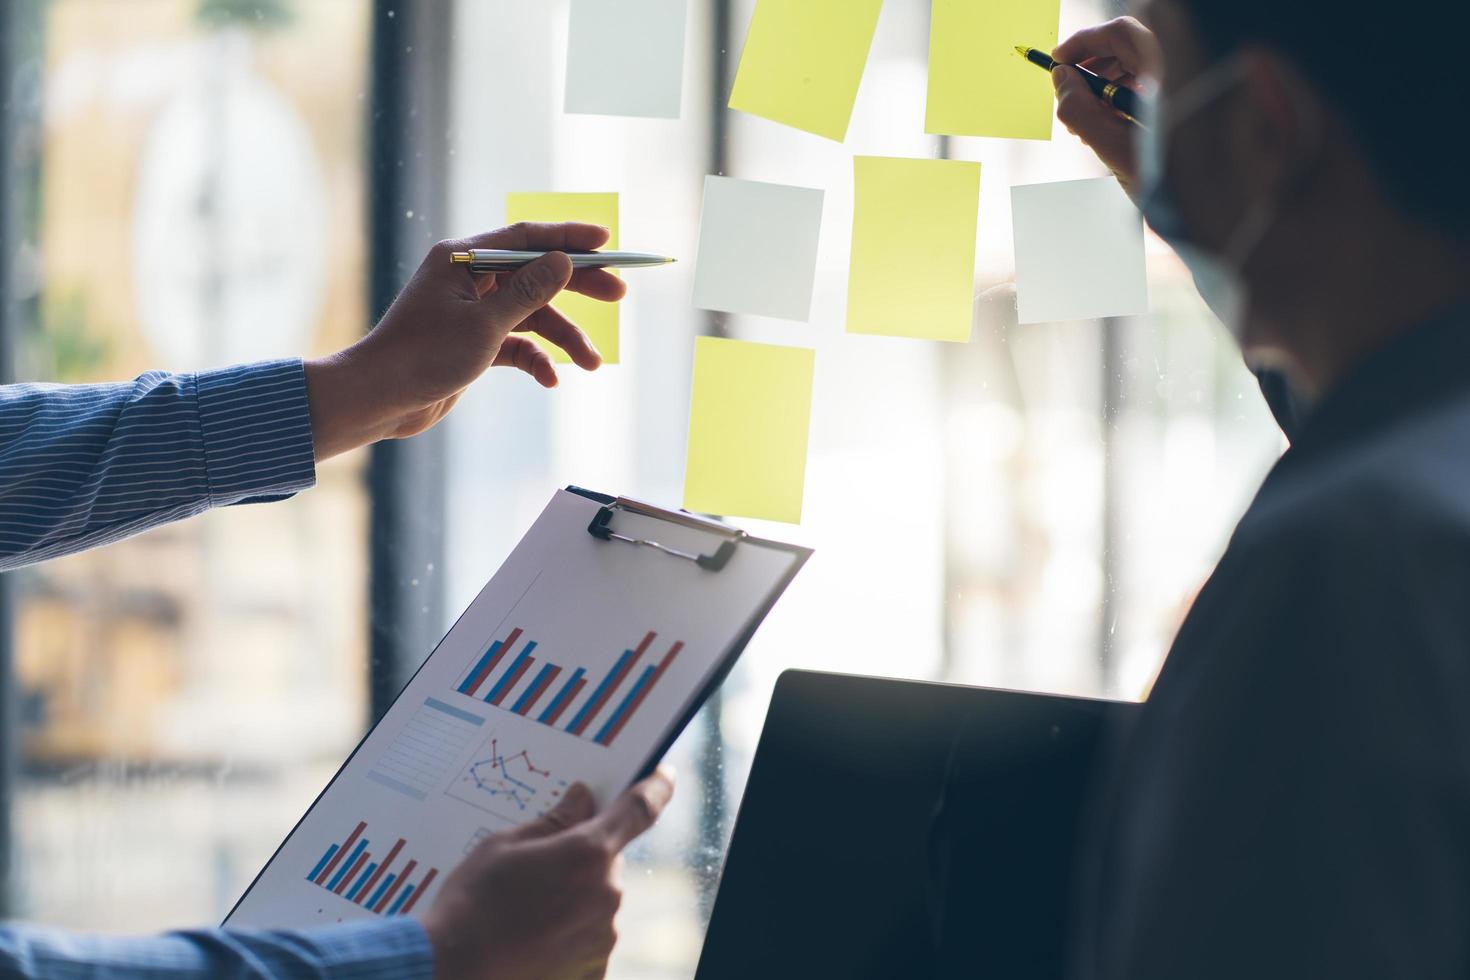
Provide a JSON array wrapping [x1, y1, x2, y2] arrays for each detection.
[[693, 175, 825, 322], [565, 0, 687, 119], [1011, 177, 1150, 324]]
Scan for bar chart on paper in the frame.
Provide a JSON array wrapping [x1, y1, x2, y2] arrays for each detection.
[[304, 820, 440, 917], [224, 489, 810, 932], [453, 624, 685, 748]]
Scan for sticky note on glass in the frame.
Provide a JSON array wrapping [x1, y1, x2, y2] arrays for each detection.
[[925, 0, 1060, 140], [727, 0, 883, 142], [683, 337, 814, 524], [1011, 177, 1149, 324], [503, 192, 619, 364], [565, 0, 687, 119], [847, 156, 980, 342], [692, 176, 824, 322]]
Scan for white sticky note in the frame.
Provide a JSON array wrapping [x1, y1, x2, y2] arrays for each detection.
[[692, 175, 825, 322], [565, 0, 687, 119], [1011, 177, 1150, 324]]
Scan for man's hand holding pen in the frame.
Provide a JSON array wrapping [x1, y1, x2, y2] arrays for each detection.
[[302, 221, 626, 463], [1047, 17, 1161, 193]]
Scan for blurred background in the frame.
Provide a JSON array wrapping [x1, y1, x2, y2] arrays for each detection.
[[0, 0, 1282, 976]]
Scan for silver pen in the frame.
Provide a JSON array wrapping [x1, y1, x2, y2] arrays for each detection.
[[449, 249, 676, 273]]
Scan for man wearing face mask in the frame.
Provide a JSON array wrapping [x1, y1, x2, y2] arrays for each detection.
[[1047, 3, 1470, 979]]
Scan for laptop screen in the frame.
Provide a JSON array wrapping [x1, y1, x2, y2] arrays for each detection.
[[696, 670, 1137, 980]]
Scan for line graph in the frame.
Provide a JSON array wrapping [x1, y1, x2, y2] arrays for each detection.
[[445, 734, 569, 823]]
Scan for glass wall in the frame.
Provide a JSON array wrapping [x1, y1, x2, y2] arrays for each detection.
[[1, 0, 1283, 974], [442, 1, 1282, 978], [10, 0, 371, 931]]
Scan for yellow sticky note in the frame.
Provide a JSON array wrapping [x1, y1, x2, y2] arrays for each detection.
[[728, 0, 883, 142], [925, 0, 1060, 140], [683, 337, 815, 525], [847, 156, 980, 342], [503, 192, 619, 364]]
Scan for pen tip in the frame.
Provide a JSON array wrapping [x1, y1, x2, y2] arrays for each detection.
[[1014, 45, 1029, 57]]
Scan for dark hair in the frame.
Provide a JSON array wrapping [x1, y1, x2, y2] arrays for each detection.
[[1175, 0, 1470, 243]]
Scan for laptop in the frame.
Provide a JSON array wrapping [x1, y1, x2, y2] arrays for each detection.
[[695, 669, 1138, 980]]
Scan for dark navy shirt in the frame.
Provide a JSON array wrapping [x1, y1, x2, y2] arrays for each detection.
[[1080, 303, 1470, 979]]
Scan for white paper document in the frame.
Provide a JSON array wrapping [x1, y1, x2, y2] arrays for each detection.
[[692, 175, 825, 322], [565, 0, 688, 119], [227, 489, 807, 928], [1011, 177, 1150, 324]]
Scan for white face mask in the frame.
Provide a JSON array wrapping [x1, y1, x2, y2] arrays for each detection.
[[1135, 55, 1276, 345]]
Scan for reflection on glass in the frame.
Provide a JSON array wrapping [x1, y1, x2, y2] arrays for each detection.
[[445, 2, 1281, 978], [7, 0, 1282, 976]]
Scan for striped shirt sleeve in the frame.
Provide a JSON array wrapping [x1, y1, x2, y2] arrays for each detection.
[[0, 359, 317, 572], [0, 917, 434, 979]]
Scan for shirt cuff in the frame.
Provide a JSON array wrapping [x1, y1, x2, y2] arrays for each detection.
[[194, 359, 318, 506], [297, 917, 435, 979]]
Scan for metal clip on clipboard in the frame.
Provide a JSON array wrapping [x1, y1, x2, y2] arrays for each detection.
[[587, 497, 747, 572]]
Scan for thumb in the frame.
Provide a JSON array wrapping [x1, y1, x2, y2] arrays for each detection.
[[586, 767, 675, 853], [480, 252, 573, 331], [510, 782, 596, 841]]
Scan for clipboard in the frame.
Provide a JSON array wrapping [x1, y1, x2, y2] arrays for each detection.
[[224, 486, 811, 928]]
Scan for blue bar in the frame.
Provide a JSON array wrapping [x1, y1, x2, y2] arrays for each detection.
[[346, 862, 378, 902], [513, 663, 559, 713], [388, 883, 416, 916], [567, 648, 633, 733], [327, 839, 367, 891], [539, 668, 586, 723], [485, 641, 537, 703], [424, 696, 485, 726], [306, 844, 338, 882], [594, 665, 657, 743], [367, 873, 397, 910], [456, 642, 502, 694]]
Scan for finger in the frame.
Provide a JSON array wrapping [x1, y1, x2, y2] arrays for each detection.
[[1053, 66, 1136, 164], [1078, 55, 1124, 82], [475, 266, 624, 303], [1052, 17, 1159, 77], [1052, 66, 1138, 182], [461, 221, 612, 254], [493, 334, 560, 388], [479, 251, 574, 330], [512, 782, 597, 841], [516, 305, 602, 371], [586, 767, 675, 853], [567, 268, 628, 303], [472, 271, 499, 299]]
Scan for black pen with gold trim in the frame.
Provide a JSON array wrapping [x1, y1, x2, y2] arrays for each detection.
[[1015, 45, 1144, 126]]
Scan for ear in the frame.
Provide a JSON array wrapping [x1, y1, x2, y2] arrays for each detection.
[[1236, 47, 1326, 198]]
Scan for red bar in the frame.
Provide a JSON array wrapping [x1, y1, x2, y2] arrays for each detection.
[[514, 666, 561, 716], [314, 821, 366, 885], [541, 677, 585, 727], [354, 838, 404, 905], [464, 628, 521, 697], [490, 656, 535, 707], [373, 859, 416, 914], [333, 849, 371, 895], [569, 631, 655, 736], [398, 867, 439, 915], [600, 641, 683, 747]]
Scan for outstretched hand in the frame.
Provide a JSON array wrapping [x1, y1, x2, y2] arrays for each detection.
[[305, 222, 628, 461]]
